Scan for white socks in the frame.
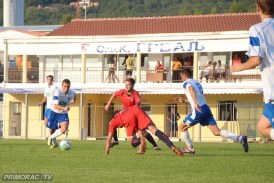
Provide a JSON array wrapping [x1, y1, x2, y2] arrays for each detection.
[[220, 130, 242, 142], [49, 129, 63, 139], [270, 128, 274, 140], [181, 131, 193, 148]]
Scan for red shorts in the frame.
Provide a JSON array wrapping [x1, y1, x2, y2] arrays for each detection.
[[128, 106, 155, 131]]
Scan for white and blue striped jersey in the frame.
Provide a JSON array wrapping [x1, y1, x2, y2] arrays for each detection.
[[182, 79, 207, 109], [247, 18, 274, 103], [51, 88, 76, 114]]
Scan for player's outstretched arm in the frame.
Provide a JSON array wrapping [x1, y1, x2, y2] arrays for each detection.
[[174, 96, 188, 103], [105, 132, 113, 155], [105, 93, 116, 111], [38, 96, 47, 106], [231, 56, 261, 72]]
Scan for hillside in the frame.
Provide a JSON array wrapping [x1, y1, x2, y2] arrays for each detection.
[[0, 0, 256, 25]]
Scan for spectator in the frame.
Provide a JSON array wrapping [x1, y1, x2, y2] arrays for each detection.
[[184, 53, 193, 67], [125, 55, 134, 79], [155, 61, 164, 72], [122, 55, 128, 70], [200, 61, 213, 83], [214, 60, 226, 81], [232, 54, 241, 65], [167, 108, 180, 138], [172, 57, 182, 82], [105, 55, 119, 83]]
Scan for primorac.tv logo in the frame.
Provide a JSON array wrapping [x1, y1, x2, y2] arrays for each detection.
[[1, 173, 54, 182]]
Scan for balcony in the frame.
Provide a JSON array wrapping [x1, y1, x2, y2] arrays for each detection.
[[6, 66, 262, 84], [199, 66, 261, 83]]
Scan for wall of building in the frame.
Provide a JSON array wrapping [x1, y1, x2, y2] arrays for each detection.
[[3, 93, 264, 142]]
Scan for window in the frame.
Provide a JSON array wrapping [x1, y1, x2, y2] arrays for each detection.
[[141, 104, 151, 113], [0, 93, 3, 101], [218, 101, 237, 121]]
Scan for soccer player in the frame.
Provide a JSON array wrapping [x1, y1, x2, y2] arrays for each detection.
[[105, 78, 161, 150], [175, 69, 248, 154], [105, 105, 183, 156], [38, 75, 58, 144], [46, 79, 76, 148], [38, 75, 57, 126], [232, 0, 274, 140]]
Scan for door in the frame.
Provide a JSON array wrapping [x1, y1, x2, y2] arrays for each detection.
[[9, 102, 22, 136], [165, 104, 178, 137], [102, 103, 114, 137]]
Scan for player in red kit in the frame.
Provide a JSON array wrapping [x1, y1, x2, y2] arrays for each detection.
[[105, 78, 161, 150], [105, 106, 183, 156]]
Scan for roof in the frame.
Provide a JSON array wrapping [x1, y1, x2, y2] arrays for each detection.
[[0, 29, 48, 36], [0, 25, 62, 32], [48, 13, 261, 36]]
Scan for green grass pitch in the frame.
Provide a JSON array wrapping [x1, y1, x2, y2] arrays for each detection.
[[0, 140, 274, 183]]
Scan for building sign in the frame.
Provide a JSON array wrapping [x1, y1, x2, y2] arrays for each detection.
[[7, 39, 248, 55], [94, 41, 205, 54]]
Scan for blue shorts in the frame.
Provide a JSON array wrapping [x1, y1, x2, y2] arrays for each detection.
[[183, 104, 216, 127], [44, 108, 51, 119], [263, 103, 274, 128], [46, 110, 69, 130]]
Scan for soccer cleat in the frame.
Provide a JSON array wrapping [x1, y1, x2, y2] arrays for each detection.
[[47, 137, 52, 147], [50, 144, 58, 149], [110, 141, 119, 148], [154, 146, 162, 151], [171, 146, 184, 156], [180, 147, 195, 154], [241, 135, 249, 153]]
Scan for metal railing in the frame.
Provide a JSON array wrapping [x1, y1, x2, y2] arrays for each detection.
[[0, 102, 265, 141], [6, 66, 261, 84], [199, 66, 261, 83]]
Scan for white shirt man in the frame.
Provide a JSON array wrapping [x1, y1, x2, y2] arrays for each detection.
[[232, 1, 274, 140]]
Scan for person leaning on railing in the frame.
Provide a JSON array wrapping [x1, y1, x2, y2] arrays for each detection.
[[155, 61, 164, 72]]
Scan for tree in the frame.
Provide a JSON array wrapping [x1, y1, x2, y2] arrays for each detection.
[[60, 14, 74, 24]]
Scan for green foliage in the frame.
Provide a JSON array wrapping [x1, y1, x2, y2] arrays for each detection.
[[60, 14, 74, 24], [0, 0, 257, 25]]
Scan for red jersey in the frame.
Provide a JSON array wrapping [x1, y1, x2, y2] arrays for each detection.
[[115, 89, 141, 108]]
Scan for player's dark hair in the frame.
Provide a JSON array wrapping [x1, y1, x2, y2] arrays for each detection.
[[125, 78, 136, 86], [47, 75, 54, 80], [257, 0, 274, 16], [180, 68, 192, 78], [62, 79, 71, 85]]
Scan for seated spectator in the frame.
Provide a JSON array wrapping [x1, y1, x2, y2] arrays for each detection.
[[214, 60, 226, 81], [155, 61, 164, 72], [200, 61, 213, 83], [232, 54, 241, 65]]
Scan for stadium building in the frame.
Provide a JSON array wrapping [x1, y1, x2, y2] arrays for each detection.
[[0, 13, 265, 142]]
